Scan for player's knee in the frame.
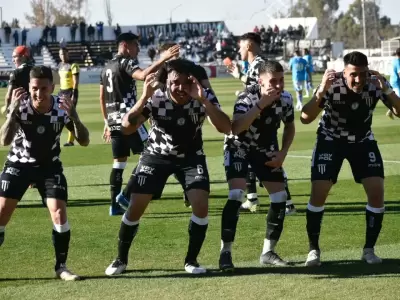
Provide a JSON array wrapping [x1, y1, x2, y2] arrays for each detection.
[[269, 190, 287, 203], [113, 161, 127, 169], [228, 189, 245, 203]]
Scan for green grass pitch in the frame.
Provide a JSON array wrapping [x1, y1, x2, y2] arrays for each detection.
[[0, 76, 399, 300]]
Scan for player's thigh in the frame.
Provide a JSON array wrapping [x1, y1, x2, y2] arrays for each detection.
[[186, 189, 209, 218], [127, 132, 145, 155], [131, 154, 173, 197], [111, 133, 130, 159], [361, 177, 384, 207], [347, 141, 384, 184], [224, 148, 248, 187], [46, 198, 68, 225], [177, 155, 210, 193]]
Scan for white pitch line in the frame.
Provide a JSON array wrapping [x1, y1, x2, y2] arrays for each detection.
[[287, 155, 400, 164]]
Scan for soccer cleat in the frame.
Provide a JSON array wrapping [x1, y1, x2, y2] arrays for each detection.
[[241, 199, 259, 213], [285, 204, 297, 215], [184, 261, 207, 274], [55, 266, 80, 281], [116, 192, 129, 211], [219, 251, 234, 272], [105, 258, 127, 276], [305, 250, 321, 267], [386, 110, 394, 120], [109, 205, 125, 216], [260, 251, 289, 266], [63, 142, 74, 147], [362, 248, 382, 264]]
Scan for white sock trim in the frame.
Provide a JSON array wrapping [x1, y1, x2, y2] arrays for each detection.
[[262, 239, 277, 254], [229, 189, 245, 203], [113, 161, 127, 169], [247, 193, 257, 200], [269, 191, 287, 203], [0, 226, 5, 233], [286, 200, 293, 206], [191, 214, 208, 226], [122, 213, 139, 226], [366, 205, 385, 214], [53, 221, 70, 233], [307, 203, 325, 212], [221, 240, 232, 252]]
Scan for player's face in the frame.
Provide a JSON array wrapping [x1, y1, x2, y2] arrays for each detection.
[[167, 71, 192, 103], [344, 64, 368, 93], [59, 50, 68, 62], [239, 40, 249, 61], [12, 52, 23, 67], [30, 78, 55, 109], [126, 40, 140, 58], [259, 72, 284, 96]]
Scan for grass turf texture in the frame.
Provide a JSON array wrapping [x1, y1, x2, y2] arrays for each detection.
[[0, 76, 399, 300]]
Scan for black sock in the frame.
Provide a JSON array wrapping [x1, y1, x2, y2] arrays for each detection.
[[117, 221, 139, 263], [110, 168, 124, 206], [246, 169, 257, 202], [52, 230, 71, 271], [284, 179, 292, 202], [266, 202, 286, 241], [221, 200, 242, 243], [364, 207, 384, 249], [306, 208, 324, 251], [0, 230, 4, 247], [185, 219, 208, 263]]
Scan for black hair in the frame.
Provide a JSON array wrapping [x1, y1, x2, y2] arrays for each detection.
[[343, 51, 368, 67], [157, 58, 193, 84], [30, 66, 53, 82], [239, 32, 261, 46], [259, 60, 284, 75], [396, 48, 400, 57], [116, 32, 139, 44], [294, 49, 301, 56], [304, 48, 309, 55]]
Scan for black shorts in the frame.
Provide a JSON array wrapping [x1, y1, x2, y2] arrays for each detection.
[[0, 162, 68, 201], [131, 153, 210, 196], [110, 125, 148, 159], [224, 146, 285, 183], [59, 89, 78, 106], [311, 139, 384, 184]]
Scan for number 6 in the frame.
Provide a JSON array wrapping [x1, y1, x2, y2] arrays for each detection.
[[197, 164, 204, 175]]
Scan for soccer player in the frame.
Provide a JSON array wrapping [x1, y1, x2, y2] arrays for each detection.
[[387, 48, 400, 119], [105, 59, 231, 275], [0, 66, 90, 280], [220, 61, 296, 272], [100, 32, 180, 216], [303, 48, 314, 97], [300, 51, 400, 267], [228, 33, 295, 214], [289, 50, 308, 111], [58, 48, 80, 147]]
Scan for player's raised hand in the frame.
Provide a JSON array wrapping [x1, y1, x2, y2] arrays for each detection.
[[161, 45, 180, 61], [9, 87, 27, 114], [368, 70, 390, 92], [58, 94, 75, 116], [142, 73, 159, 98], [259, 87, 280, 109], [319, 69, 336, 92], [227, 63, 241, 79], [185, 75, 206, 102]]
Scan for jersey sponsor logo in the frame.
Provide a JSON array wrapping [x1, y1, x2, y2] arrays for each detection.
[[233, 148, 246, 159], [5, 167, 20, 176], [137, 175, 147, 186], [110, 125, 121, 131], [177, 118, 186, 126], [139, 165, 154, 175], [21, 120, 32, 125], [318, 153, 332, 161], [1, 180, 10, 191], [158, 116, 172, 121], [318, 164, 326, 174], [37, 126, 46, 134]]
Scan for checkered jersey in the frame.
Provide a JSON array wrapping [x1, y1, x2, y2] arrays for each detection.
[[100, 55, 140, 126], [6, 96, 72, 166], [141, 88, 220, 158], [317, 76, 393, 143], [225, 85, 294, 151], [245, 55, 266, 87]]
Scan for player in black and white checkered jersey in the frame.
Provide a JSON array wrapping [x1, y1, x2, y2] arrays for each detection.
[[0, 66, 90, 281], [227, 33, 296, 214], [301, 51, 400, 267], [219, 60, 296, 272], [100, 32, 180, 216], [105, 59, 231, 276]]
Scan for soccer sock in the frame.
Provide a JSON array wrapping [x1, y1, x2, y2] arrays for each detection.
[[110, 162, 127, 207], [185, 214, 208, 263], [265, 191, 287, 253], [0, 226, 5, 246], [283, 170, 292, 205], [306, 203, 325, 251], [299, 93, 303, 104], [52, 222, 71, 271], [246, 168, 258, 202], [364, 205, 384, 249], [67, 131, 75, 143], [117, 214, 139, 263], [296, 91, 301, 103], [221, 189, 245, 253]]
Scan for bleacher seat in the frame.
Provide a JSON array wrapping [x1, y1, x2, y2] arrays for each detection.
[[46, 42, 93, 67]]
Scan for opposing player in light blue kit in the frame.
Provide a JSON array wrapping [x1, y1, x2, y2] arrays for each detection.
[[387, 48, 400, 119], [289, 50, 308, 111], [303, 48, 314, 98]]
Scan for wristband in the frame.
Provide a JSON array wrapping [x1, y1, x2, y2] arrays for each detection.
[[383, 88, 393, 95], [256, 102, 262, 111]]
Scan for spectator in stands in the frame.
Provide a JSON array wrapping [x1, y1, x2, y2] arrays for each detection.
[[114, 23, 121, 39], [60, 37, 67, 49], [42, 25, 50, 43], [148, 30, 155, 46], [21, 28, 28, 46], [50, 24, 57, 42], [147, 47, 156, 62], [260, 25, 266, 33], [4, 24, 11, 44], [13, 30, 19, 46], [96, 21, 104, 41], [70, 20, 78, 42], [273, 25, 279, 35], [87, 24, 95, 42], [79, 21, 87, 42], [253, 26, 259, 33]]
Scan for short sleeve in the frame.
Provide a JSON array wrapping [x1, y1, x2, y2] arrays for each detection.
[[233, 92, 252, 115], [315, 85, 332, 108], [122, 58, 140, 77], [380, 80, 394, 110], [141, 97, 153, 119], [204, 88, 220, 108], [282, 94, 294, 124], [8, 71, 16, 86], [71, 63, 80, 75]]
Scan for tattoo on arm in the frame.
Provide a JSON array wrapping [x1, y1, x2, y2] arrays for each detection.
[[69, 108, 90, 146], [0, 116, 19, 146]]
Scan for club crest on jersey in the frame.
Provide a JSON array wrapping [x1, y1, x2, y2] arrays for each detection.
[[177, 118, 186, 126], [265, 117, 272, 124], [37, 125, 45, 134], [351, 102, 359, 110]]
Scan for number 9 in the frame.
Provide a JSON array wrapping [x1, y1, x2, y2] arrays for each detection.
[[368, 152, 376, 163]]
